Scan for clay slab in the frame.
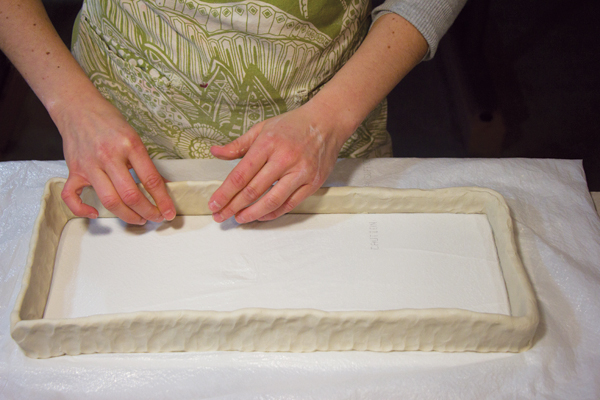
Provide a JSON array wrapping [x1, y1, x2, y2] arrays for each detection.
[[11, 179, 539, 358]]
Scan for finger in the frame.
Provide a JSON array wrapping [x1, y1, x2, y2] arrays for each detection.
[[128, 149, 176, 221], [61, 174, 99, 218], [234, 173, 303, 223], [214, 162, 286, 223], [257, 184, 317, 222], [210, 121, 265, 160], [89, 170, 147, 225], [208, 148, 268, 216], [105, 164, 165, 223]]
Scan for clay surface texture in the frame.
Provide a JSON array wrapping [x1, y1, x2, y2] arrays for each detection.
[[10, 179, 539, 358]]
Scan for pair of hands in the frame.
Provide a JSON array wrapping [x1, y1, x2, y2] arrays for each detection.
[[59, 96, 346, 225]]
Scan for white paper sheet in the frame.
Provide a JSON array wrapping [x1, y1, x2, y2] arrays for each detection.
[[45, 212, 508, 318], [2, 159, 600, 399]]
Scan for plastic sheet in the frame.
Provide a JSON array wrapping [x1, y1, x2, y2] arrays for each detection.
[[1, 158, 599, 398]]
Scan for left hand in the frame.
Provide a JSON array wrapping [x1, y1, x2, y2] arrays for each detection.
[[208, 101, 348, 223], [207, 13, 429, 224]]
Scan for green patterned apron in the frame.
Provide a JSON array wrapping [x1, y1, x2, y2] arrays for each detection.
[[72, 0, 392, 159]]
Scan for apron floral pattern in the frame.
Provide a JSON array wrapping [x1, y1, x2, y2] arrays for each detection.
[[72, 0, 392, 159]]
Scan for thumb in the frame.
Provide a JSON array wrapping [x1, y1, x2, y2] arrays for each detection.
[[61, 173, 99, 218], [211, 121, 265, 160]]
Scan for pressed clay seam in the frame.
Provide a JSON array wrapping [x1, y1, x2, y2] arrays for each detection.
[[11, 179, 539, 358]]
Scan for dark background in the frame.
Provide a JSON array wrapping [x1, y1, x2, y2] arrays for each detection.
[[1, 0, 599, 190]]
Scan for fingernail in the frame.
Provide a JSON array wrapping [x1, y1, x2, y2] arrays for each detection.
[[164, 209, 175, 221], [87, 213, 98, 219], [209, 200, 220, 212], [236, 215, 246, 224], [213, 212, 224, 223], [138, 219, 147, 225]]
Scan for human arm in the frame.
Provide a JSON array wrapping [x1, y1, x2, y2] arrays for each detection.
[[0, 0, 176, 224], [372, 0, 467, 60], [208, 13, 428, 223]]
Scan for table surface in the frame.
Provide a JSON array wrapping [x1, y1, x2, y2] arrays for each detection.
[[1, 158, 599, 399]]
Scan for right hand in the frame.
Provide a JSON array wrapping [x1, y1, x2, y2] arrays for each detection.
[[56, 95, 176, 225], [0, 0, 176, 224]]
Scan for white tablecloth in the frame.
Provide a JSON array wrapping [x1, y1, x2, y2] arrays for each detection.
[[1, 158, 599, 399]]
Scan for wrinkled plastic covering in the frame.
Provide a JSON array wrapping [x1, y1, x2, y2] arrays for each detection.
[[1, 158, 599, 398]]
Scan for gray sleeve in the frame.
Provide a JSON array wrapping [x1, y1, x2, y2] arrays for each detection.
[[371, 0, 467, 60]]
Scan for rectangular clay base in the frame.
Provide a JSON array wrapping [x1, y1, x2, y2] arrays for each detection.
[[10, 179, 539, 358]]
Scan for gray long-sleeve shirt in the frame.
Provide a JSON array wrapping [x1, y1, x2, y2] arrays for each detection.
[[372, 0, 468, 59]]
